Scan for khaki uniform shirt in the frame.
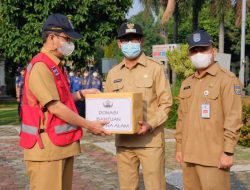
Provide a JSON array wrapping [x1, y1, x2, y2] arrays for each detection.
[[175, 63, 242, 167], [105, 53, 172, 147], [24, 47, 81, 161]]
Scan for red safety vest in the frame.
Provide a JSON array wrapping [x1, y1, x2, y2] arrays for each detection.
[[20, 52, 83, 149]]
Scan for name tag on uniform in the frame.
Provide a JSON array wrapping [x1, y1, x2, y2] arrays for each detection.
[[201, 104, 210, 119]]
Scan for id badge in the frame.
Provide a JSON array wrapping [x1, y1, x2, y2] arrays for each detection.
[[201, 104, 210, 119]]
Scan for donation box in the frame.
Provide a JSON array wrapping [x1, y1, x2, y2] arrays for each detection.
[[85, 92, 143, 134]]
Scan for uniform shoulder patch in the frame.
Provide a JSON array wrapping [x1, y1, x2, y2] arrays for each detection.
[[220, 67, 235, 78], [147, 57, 163, 65], [234, 85, 241, 95]]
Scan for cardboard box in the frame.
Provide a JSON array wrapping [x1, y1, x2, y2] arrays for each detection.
[[85, 92, 143, 134]]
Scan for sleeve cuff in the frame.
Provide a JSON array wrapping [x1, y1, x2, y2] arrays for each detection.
[[224, 144, 235, 154], [41, 97, 60, 107], [147, 119, 158, 130]]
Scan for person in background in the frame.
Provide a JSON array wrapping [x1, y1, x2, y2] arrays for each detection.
[[175, 29, 242, 190], [71, 70, 85, 117], [83, 69, 102, 91], [91, 70, 103, 91], [82, 69, 89, 89], [71, 70, 83, 93], [15, 67, 25, 116], [68, 70, 74, 92]]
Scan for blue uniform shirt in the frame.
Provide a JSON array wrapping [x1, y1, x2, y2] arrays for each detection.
[[91, 78, 102, 91], [16, 75, 24, 88], [16, 75, 24, 96], [71, 76, 83, 92]]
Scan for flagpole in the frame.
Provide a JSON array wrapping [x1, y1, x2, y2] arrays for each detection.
[[239, 0, 246, 86]]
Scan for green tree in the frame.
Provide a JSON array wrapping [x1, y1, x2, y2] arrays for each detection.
[[177, 0, 205, 31], [0, 0, 132, 67], [166, 44, 194, 77], [129, 11, 165, 56]]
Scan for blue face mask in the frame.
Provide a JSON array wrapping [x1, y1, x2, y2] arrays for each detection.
[[121, 42, 141, 59]]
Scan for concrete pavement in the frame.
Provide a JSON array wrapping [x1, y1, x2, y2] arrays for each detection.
[[0, 125, 249, 190]]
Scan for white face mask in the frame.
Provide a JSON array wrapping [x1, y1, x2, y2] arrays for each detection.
[[69, 72, 74, 77], [190, 53, 212, 69], [57, 41, 75, 56], [93, 72, 98, 77]]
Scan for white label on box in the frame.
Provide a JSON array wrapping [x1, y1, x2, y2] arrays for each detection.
[[86, 98, 132, 132]]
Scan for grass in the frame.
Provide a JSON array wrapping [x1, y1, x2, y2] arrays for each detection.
[[0, 101, 18, 108], [0, 101, 20, 125]]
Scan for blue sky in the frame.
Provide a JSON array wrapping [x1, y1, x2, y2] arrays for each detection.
[[126, 0, 144, 18]]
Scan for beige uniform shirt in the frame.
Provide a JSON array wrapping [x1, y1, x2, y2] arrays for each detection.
[[105, 53, 172, 147], [175, 63, 242, 167], [24, 47, 81, 161]]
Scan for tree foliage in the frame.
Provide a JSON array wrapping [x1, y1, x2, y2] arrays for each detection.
[[129, 11, 165, 56], [166, 44, 195, 77], [0, 0, 132, 66], [239, 100, 250, 147]]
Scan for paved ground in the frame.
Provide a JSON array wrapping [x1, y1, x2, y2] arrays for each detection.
[[0, 125, 249, 190]]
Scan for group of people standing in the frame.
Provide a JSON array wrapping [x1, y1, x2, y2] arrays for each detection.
[[68, 68, 102, 93], [68, 67, 103, 117], [18, 13, 242, 190]]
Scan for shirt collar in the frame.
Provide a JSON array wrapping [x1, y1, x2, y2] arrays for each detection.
[[41, 47, 64, 66], [194, 62, 219, 79], [119, 53, 147, 69]]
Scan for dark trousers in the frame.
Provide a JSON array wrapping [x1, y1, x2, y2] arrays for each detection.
[[75, 101, 85, 117]]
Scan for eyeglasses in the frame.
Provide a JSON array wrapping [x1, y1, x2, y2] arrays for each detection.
[[55, 34, 71, 42]]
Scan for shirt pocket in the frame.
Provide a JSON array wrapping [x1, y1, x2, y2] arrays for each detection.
[[206, 89, 220, 116], [135, 77, 153, 97], [111, 82, 124, 92], [179, 90, 192, 113]]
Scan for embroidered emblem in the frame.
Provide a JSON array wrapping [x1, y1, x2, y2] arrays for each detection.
[[127, 23, 134, 29], [126, 23, 136, 33], [51, 66, 59, 76], [193, 33, 201, 42], [234, 85, 241, 95]]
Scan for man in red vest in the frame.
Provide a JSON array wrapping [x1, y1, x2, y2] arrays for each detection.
[[20, 13, 110, 190]]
